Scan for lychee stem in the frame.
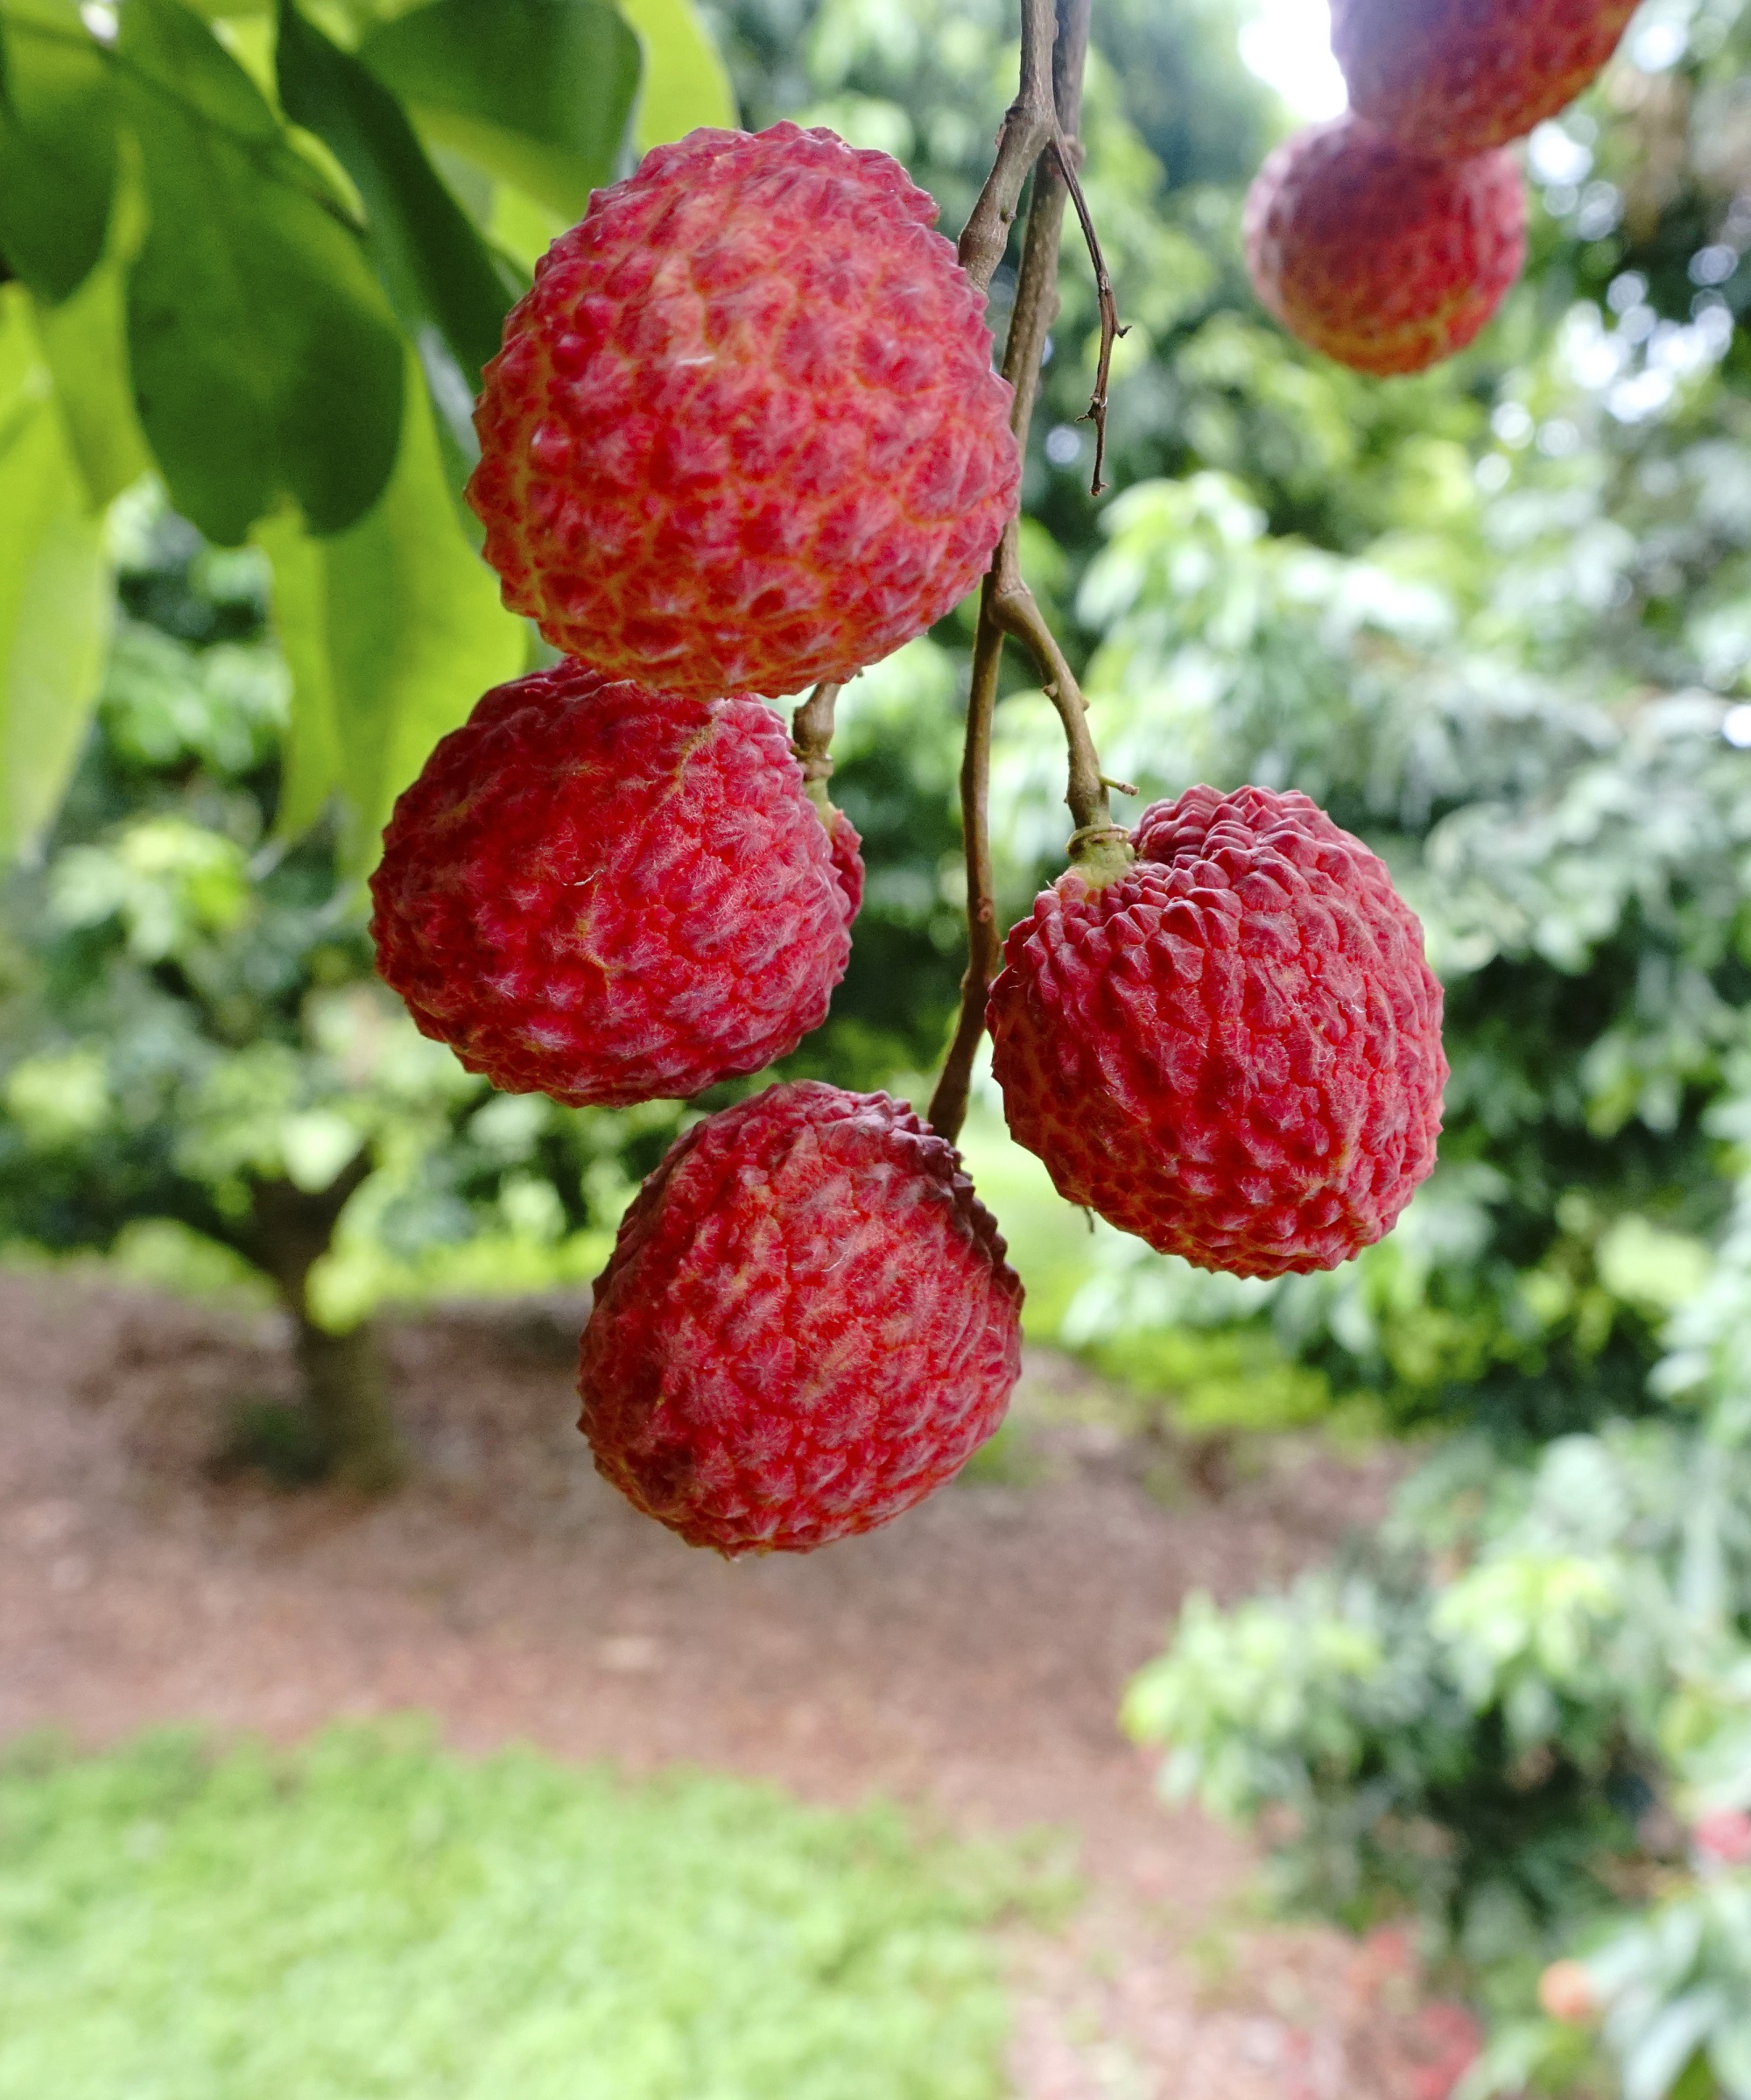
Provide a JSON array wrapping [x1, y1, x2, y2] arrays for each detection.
[[1052, 135, 1129, 497], [958, 0, 1060, 296], [791, 679, 843, 827], [929, 0, 1130, 1145]]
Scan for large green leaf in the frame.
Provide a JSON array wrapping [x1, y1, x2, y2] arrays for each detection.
[[273, 0, 512, 419], [116, 0, 404, 543], [0, 286, 111, 858], [28, 163, 152, 511], [0, 0, 117, 302], [357, 0, 640, 222], [31, 256, 153, 510], [256, 357, 526, 872], [616, 0, 735, 147]]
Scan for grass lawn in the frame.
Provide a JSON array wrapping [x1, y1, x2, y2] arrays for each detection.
[[0, 1724, 1044, 2100]]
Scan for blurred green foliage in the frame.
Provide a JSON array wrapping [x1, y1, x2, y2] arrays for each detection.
[[0, 1723, 1040, 2098], [1125, 1392, 1751, 2096]]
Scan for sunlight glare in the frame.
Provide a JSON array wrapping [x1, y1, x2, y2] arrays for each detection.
[[1238, 0, 1348, 123]]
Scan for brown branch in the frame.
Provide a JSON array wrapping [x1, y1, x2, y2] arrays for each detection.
[[987, 556, 1129, 866], [956, 0, 1058, 295], [929, 0, 1127, 1145], [1051, 137, 1128, 496], [791, 680, 841, 821]]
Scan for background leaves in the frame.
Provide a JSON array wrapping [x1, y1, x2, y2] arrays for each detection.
[[118, 0, 407, 542], [355, 0, 642, 220], [0, 0, 116, 303], [0, 0, 731, 866]]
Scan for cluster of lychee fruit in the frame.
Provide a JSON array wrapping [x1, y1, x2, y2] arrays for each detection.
[[1246, 0, 1639, 374], [369, 118, 1447, 1556]]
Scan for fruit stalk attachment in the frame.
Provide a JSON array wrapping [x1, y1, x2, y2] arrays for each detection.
[[791, 680, 842, 821], [928, 0, 1129, 1145]]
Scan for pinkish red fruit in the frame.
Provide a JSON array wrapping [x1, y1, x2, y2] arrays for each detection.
[[1244, 117, 1526, 377], [825, 805, 865, 925], [468, 123, 1019, 702], [1693, 1807, 1751, 1867], [1332, 0, 1640, 159], [988, 786, 1447, 1279], [369, 663, 858, 1107], [578, 1081, 1023, 1554], [1537, 1960, 1599, 2025]]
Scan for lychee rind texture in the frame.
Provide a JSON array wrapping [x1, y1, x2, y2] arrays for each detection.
[[468, 123, 1020, 701], [1332, 0, 1640, 159], [988, 786, 1448, 1280], [1244, 117, 1527, 377], [369, 664, 858, 1109], [578, 1082, 1024, 1555], [826, 806, 865, 925]]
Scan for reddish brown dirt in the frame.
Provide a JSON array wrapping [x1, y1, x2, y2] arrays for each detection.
[[0, 1273, 1467, 2096]]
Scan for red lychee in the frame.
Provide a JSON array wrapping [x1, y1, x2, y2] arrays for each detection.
[[468, 123, 1019, 702], [1332, 0, 1640, 159], [369, 663, 858, 1108], [988, 786, 1446, 1279], [578, 1081, 1023, 1554], [825, 805, 865, 925], [1244, 117, 1526, 377]]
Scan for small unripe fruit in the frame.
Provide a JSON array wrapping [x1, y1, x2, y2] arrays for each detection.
[[1537, 1959, 1599, 2025], [1693, 1807, 1751, 1867], [1332, 0, 1640, 159], [369, 664, 857, 1107], [469, 123, 1020, 701], [988, 786, 1446, 1279], [1244, 117, 1526, 377], [579, 1082, 1023, 1554]]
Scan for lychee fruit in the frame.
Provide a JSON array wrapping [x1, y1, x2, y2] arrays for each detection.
[[578, 1081, 1023, 1554], [824, 804, 865, 925], [369, 663, 859, 1107], [468, 123, 1020, 701], [988, 786, 1446, 1279], [1332, 0, 1640, 159], [1244, 117, 1526, 376], [1537, 1960, 1600, 2026], [1693, 1807, 1751, 1868]]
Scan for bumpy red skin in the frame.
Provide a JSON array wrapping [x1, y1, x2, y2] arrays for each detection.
[[468, 123, 1020, 702], [369, 664, 859, 1108], [988, 786, 1448, 1279], [579, 1082, 1023, 1555], [1244, 118, 1526, 377], [826, 807, 864, 925], [1333, 0, 1640, 158]]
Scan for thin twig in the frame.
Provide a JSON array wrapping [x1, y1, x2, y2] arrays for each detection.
[[929, 0, 1125, 1145], [927, 610, 1008, 1146], [1051, 137, 1128, 496], [956, 0, 1058, 295]]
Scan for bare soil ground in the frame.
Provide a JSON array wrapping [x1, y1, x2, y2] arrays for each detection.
[[0, 1273, 1473, 2097]]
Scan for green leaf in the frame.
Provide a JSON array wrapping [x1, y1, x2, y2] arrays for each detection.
[[27, 166, 152, 509], [256, 356, 526, 873], [0, 286, 111, 859], [116, 0, 404, 543], [358, 0, 640, 222], [615, 0, 735, 148], [273, 0, 512, 416], [0, 0, 117, 302]]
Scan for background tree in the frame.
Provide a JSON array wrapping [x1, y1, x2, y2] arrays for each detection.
[[0, 492, 686, 1483]]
